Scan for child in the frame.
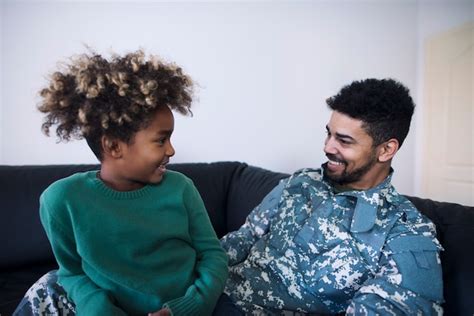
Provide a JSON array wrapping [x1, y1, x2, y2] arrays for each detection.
[[14, 50, 228, 316]]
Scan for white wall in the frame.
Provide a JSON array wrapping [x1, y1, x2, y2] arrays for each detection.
[[0, 0, 471, 195]]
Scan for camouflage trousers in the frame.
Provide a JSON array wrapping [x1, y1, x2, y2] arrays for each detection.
[[13, 271, 243, 316], [13, 270, 75, 316]]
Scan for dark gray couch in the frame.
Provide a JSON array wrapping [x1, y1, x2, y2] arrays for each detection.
[[1, 162, 473, 315]]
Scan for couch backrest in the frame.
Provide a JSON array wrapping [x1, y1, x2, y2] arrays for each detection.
[[2, 163, 473, 314], [0, 162, 242, 269], [170, 162, 288, 237], [225, 163, 289, 232], [1, 164, 100, 269], [1, 162, 279, 267], [168, 162, 242, 237]]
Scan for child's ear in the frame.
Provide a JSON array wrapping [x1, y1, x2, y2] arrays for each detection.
[[101, 136, 122, 159], [377, 138, 399, 163]]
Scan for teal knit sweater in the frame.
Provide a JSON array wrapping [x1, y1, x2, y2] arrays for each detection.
[[39, 170, 228, 316]]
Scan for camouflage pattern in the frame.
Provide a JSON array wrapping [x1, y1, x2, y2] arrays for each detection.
[[221, 168, 444, 315], [13, 270, 75, 316], [13, 272, 242, 316]]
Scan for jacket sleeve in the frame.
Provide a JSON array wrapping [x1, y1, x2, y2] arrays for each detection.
[[162, 180, 228, 316], [39, 194, 127, 316], [347, 211, 444, 315], [220, 178, 288, 266]]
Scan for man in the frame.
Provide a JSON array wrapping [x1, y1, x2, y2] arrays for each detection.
[[221, 79, 444, 315]]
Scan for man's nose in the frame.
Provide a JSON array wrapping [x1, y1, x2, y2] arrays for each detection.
[[324, 137, 337, 155]]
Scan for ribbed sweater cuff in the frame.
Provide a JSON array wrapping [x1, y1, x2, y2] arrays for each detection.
[[163, 295, 200, 316]]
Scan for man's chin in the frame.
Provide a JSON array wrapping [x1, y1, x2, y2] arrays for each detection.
[[323, 169, 351, 186], [323, 163, 342, 180], [326, 174, 343, 184]]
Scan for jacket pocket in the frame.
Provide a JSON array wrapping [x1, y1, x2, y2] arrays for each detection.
[[387, 235, 443, 301]]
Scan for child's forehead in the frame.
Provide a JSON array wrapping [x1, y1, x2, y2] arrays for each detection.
[[141, 107, 175, 132]]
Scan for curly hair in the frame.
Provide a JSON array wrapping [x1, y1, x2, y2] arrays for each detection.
[[38, 49, 194, 160], [326, 78, 415, 148]]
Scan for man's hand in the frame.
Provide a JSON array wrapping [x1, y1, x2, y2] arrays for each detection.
[[148, 308, 171, 316]]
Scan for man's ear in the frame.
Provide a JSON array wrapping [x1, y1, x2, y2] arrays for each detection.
[[101, 136, 122, 159], [377, 138, 399, 163]]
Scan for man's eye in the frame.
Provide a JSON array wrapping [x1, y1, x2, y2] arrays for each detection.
[[339, 138, 351, 145], [156, 138, 166, 145]]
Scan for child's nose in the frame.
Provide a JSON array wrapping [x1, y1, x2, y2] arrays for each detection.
[[166, 142, 175, 157]]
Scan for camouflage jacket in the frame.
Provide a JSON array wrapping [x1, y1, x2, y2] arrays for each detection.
[[221, 168, 444, 315]]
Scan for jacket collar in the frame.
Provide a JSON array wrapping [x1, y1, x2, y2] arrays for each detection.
[[321, 166, 399, 232]]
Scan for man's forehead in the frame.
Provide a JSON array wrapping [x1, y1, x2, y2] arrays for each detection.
[[327, 111, 372, 140], [328, 111, 364, 130]]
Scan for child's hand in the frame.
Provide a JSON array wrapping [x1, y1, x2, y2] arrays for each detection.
[[148, 308, 171, 316]]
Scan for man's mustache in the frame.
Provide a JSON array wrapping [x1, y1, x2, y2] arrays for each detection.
[[326, 153, 346, 165]]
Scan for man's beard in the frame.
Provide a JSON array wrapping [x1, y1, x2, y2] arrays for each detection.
[[323, 152, 378, 186]]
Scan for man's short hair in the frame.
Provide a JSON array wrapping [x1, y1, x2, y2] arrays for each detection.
[[326, 78, 415, 148]]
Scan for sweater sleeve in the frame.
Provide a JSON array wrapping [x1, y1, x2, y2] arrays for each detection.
[[346, 211, 444, 315], [220, 178, 287, 266], [162, 180, 228, 316], [39, 193, 127, 316]]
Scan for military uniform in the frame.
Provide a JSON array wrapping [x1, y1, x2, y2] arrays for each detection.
[[14, 271, 76, 316], [221, 167, 444, 315]]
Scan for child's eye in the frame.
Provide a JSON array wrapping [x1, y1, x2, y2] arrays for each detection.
[[156, 138, 167, 145]]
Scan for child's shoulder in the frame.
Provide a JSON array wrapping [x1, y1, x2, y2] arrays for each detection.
[[163, 170, 193, 187], [42, 170, 96, 199]]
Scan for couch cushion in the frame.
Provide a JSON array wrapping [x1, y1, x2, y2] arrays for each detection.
[[2, 164, 472, 315], [0, 164, 100, 269], [225, 163, 289, 233], [0, 162, 242, 316], [168, 162, 242, 238], [0, 162, 241, 270], [0, 262, 58, 315]]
